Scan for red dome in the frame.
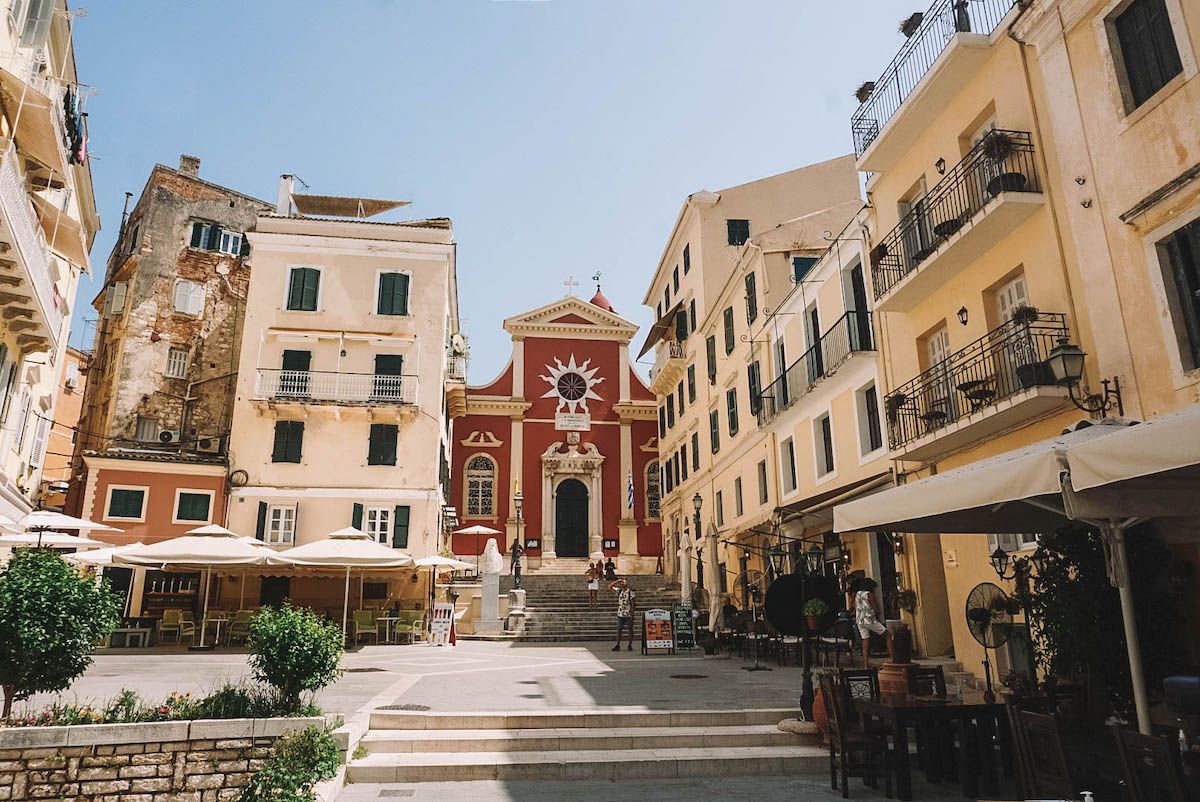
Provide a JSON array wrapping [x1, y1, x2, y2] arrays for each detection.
[[589, 286, 614, 313]]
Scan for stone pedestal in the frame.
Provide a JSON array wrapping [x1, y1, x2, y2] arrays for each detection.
[[506, 589, 527, 635], [476, 571, 503, 634]]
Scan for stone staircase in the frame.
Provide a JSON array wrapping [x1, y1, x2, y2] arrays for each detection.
[[346, 708, 823, 783], [499, 574, 683, 642]]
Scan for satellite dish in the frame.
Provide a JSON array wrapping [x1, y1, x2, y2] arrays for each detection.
[[450, 333, 467, 354], [228, 469, 249, 487]]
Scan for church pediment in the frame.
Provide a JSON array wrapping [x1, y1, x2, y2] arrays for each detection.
[[504, 296, 638, 341]]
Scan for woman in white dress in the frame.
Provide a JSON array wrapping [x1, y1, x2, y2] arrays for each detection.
[[586, 564, 600, 609]]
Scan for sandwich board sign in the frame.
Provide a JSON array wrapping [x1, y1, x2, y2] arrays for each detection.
[[430, 603, 455, 646], [641, 608, 674, 654]]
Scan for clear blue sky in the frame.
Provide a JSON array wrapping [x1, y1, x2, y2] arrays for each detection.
[[70, 0, 914, 381]]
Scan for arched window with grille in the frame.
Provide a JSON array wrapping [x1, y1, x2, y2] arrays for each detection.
[[645, 461, 661, 521], [465, 455, 496, 517]]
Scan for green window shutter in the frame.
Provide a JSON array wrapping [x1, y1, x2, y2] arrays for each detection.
[[287, 422, 304, 462], [727, 388, 739, 436], [240, 237, 251, 257], [352, 502, 364, 530], [272, 422, 288, 462], [273, 421, 303, 463], [190, 222, 204, 248], [392, 505, 410, 549], [748, 362, 761, 416], [706, 336, 717, 382], [256, 501, 267, 540], [687, 365, 696, 402], [176, 492, 210, 522], [287, 270, 304, 310], [377, 272, 395, 315], [723, 307, 735, 354], [302, 269, 320, 311], [108, 488, 144, 518], [368, 424, 398, 466], [683, 243, 690, 273], [207, 225, 222, 251], [710, 410, 720, 454], [745, 273, 757, 324], [394, 273, 410, 315], [674, 310, 688, 341]]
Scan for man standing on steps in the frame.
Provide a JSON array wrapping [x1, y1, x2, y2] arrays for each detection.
[[609, 578, 636, 651]]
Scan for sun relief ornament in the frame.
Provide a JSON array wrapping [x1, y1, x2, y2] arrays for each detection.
[[539, 354, 604, 414]]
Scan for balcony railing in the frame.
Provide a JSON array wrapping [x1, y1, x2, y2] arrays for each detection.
[[0, 152, 61, 343], [884, 313, 1067, 451], [851, 0, 1016, 157], [650, 340, 686, 383], [870, 129, 1041, 302], [447, 354, 467, 381], [758, 310, 875, 425], [254, 369, 419, 406]]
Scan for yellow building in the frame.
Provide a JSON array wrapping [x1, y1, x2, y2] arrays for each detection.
[[639, 156, 860, 608], [224, 179, 462, 607]]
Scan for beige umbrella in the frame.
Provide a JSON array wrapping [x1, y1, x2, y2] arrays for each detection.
[[0, 531, 109, 548], [66, 542, 145, 567], [413, 556, 475, 632], [273, 527, 413, 641]]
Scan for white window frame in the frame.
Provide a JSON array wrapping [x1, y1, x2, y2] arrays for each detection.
[[282, 264, 325, 313], [813, 411, 838, 484], [173, 279, 205, 316], [372, 269, 414, 317], [266, 504, 297, 545], [217, 230, 243, 256], [780, 437, 798, 494], [364, 506, 392, 544], [988, 532, 1039, 553], [165, 347, 189, 379], [172, 488, 215, 525], [1141, 202, 1200, 390], [854, 381, 887, 462], [733, 476, 744, 518], [104, 484, 149, 523]]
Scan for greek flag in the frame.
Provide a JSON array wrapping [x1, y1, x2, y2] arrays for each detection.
[[627, 467, 634, 509]]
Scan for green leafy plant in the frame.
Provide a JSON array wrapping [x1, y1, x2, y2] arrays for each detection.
[[248, 603, 343, 713], [1010, 304, 1040, 326], [803, 598, 829, 617], [240, 725, 341, 802], [896, 588, 918, 614], [0, 549, 121, 719], [1001, 669, 1035, 698]]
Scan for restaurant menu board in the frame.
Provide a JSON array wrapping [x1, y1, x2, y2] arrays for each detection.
[[430, 603, 454, 646], [643, 608, 674, 653], [672, 604, 695, 649]]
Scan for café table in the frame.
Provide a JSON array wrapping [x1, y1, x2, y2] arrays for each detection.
[[854, 694, 1009, 801], [203, 611, 232, 645]]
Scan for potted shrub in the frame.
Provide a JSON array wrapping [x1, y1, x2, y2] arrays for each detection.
[[897, 588, 918, 615], [1009, 305, 1056, 388], [899, 12, 923, 37], [981, 130, 1015, 163], [811, 669, 835, 745], [885, 392, 908, 424], [1001, 669, 1035, 701], [855, 81, 875, 103], [804, 598, 829, 631], [1010, 304, 1039, 326]]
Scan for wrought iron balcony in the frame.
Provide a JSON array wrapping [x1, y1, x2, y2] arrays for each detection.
[[851, 0, 1017, 158], [884, 313, 1069, 455], [650, 339, 686, 384], [254, 369, 419, 406], [870, 130, 1042, 305], [758, 310, 875, 426]]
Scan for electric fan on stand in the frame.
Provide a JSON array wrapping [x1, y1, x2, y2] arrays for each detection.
[[965, 582, 1014, 703]]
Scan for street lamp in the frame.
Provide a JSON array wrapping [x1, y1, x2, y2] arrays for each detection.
[[990, 543, 1047, 610], [692, 493, 703, 593], [805, 542, 824, 574], [768, 543, 787, 578], [512, 487, 524, 589], [1046, 336, 1124, 418]]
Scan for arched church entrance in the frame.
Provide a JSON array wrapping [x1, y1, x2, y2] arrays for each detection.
[[554, 478, 589, 557]]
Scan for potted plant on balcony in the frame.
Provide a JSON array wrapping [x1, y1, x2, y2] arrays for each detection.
[[855, 81, 875, 103], [804, 598, 829, 631], [884, 392, 908, 424], [899, 12, 924, 37], [1010, 305, 1056, 388], [982, 131, 1028, 195]]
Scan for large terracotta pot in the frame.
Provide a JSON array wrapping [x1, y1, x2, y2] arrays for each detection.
[[812, 684, 829, 745], [878, 662, 912, 701]]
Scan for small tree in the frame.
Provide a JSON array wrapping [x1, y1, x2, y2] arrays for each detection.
[[0, 549, 121, 718], [247, 603, 343, 713]]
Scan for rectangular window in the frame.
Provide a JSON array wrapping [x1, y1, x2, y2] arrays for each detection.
[[365, 507, 392, 544], [134, 415, 158, 443], [377, 271, 411, 316], [666, 394, 676, 428], [726, 219, 750, 246], [218, 230, 242, 256], [1113, 0, 1183, 110], [716, 490, 725, 527], [688, 299, 696, 332], [165, 347, 188, 379], [687, 364, 696, 402], [664, 462, 672, 493], [286, 267, 321, 311], [272, 420, 304, 463], [723, 307, 735, 354], [709, 409, 720, 454], [816, 413, 835, 476], [673, 266, 680, 292], [106, 487, 146, 521], [734, 477, 743, 518], [266, 505, 296, 545], [174, 490, 213, 524], [782, 437, 797, 492], [676, 382, 685, 415], [658, 406, 667, 438], [189, 221, 237, 253], [664, 285, 670, 308], [674, 452, 681, 486], [793, 256, 818, 283], [1163, 218, 1200, 371], [726, 388, 739, 437], [675, 308, 689, 341], [392, 505, 411, 548], [747, 361, 761, 417], [744, 272, 758, 324], [368, 423, 398, 465], [706, 336, 717, 382], [859, 383, 883, 454], [757, 460, 768, 505], [691, 432, 700, 471], [683, 243, 690, 274], [173, 279, 204, 316], [680, 443, 688, 480], [656, 303, 662, 320]]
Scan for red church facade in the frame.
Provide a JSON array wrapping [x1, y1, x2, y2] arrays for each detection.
[[450, 291, 662, 572]]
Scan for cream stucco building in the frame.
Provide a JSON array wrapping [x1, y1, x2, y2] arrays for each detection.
[[226, 179, 461, 584]]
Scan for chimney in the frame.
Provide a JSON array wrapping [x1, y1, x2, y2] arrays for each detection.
[[178, 154, 201, 177], [275, 174, 295, 216]]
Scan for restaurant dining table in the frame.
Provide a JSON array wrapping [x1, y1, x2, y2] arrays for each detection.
[[854, 693, 1009, 801]]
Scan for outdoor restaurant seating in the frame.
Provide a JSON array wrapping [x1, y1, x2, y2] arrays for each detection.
[[1112, 724, 1189, 802], [352, 610, 377, 644], [1010, 708, 1075, 799], [158, 609, 195, 644], [819, 673, 892, 799], [818, 618, 856, 667], [227, 611, 253, 645]]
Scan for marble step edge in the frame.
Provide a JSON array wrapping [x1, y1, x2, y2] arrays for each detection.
[[368, 708, 803, 730], [361, 724, 815, 753]]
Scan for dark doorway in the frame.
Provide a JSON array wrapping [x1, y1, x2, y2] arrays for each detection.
[[876, 531, 901, 619], [554, 478, 589, 557], [849, 265, 872, 349], [280, 350, 311, 397], [374, 353, 405, 400], [260, 576, 291, 608]]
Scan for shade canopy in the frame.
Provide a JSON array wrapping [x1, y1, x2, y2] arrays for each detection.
[[272, 527, 413, 568], [1066, 403, 1200, 493], [454, 525, 502, 536], [113, 528, 269, 568], [20, 511, 123, 533], [66, 543, 145, 567], [413, 555, 475, 570], [0, 531, 108, 548], [0, 68, 67, 176]]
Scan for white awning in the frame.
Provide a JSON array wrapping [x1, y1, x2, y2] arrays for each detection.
[[1067, 403, 1200, 492]]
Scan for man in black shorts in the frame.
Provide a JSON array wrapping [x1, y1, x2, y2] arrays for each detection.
[[609, 578, 636, 651]]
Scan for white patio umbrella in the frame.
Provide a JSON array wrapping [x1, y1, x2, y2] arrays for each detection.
[[114, 526, 270, 648], [273, 527, 414, 641], [19, 510, 123, 544], [66, 542, 145, 567], [454, 524, 502, 570], [0, 531, 110, 548], [833, 411, 1200, 734]]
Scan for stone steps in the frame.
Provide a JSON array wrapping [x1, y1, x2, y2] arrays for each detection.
[[346, 709, 822, 784]]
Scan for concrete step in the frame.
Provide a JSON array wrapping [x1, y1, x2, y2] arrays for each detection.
[[368, 708, 802, 730], [361, 723, 808, 754], [347, 744, 826, 782]]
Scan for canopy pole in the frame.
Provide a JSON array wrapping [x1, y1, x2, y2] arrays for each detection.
[[198, 567, 213, 648], [239, 573, 245, 609], [1100, 521, 1151, 734], [341, 566, 350, 644]]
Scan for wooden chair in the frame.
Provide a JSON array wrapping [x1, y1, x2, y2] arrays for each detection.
[[839, 668, 880, 702], [1112, 725, 1188, 802], [908, 665, 953, 776], [819, 673, 892, 799], [1012, 709, 1075, 800], [819, 619, 856, 667]]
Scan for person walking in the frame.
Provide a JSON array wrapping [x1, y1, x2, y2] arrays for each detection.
[[855, 577, 893, 666], [585, 563, 600, 609], [509, 538, 524, 588], [609, 578, 637, 651]]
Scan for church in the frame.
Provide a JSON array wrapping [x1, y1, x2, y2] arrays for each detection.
[[450, 285, 663, 573]]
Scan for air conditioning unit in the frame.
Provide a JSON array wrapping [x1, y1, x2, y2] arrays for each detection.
[[158, 430, 181, 445], [197, 436, 222, 454], [64, 376, 78, 390]]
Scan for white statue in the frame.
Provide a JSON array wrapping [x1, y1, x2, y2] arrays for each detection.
[[481, 538, 504, 574]]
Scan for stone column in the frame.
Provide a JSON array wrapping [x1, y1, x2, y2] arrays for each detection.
[[542, 470, 556, 558]]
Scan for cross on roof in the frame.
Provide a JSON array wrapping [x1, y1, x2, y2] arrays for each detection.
[[563, 275, 579, 296]]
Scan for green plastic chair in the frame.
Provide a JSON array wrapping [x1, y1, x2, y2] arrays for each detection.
[[352, 610, 377, 644], [228, 611, 254, 645]]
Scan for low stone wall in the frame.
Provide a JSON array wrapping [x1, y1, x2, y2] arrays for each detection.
[[0, 714, 345, 801]]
